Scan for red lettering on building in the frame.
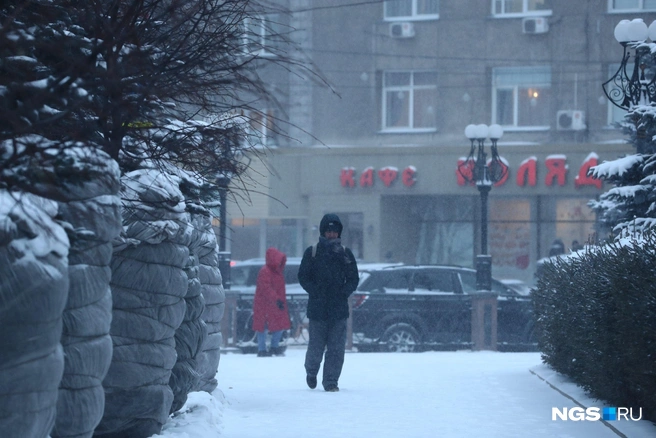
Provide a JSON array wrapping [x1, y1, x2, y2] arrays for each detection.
[[402, 166, 417, 187], [516, 157, 537, 187], [342, 157, 602, 190], [544, 156, 568, 187], [360, 167, 375, 187], [340, 167, 356, 187], [378, 167, 398, 187], [575, 153, 602, 189]]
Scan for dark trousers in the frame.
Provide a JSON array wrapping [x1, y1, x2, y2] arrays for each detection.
[[304, 318, 347, 389]]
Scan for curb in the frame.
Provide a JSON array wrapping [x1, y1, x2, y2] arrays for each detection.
[[529, 368, 627, 438]]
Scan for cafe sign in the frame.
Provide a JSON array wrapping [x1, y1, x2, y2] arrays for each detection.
[[340, 153, 602, 189]]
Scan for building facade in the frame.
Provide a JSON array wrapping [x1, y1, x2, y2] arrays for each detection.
[[224, 0, 655, 284]]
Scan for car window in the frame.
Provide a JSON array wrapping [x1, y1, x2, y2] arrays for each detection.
[[231, 266, 256, 287], [358, 270, 410, 292], [459, 271, 476, 294], [413, 271, 456, 293], [458, 271, 514, 296], [232, 262, 300, 287]]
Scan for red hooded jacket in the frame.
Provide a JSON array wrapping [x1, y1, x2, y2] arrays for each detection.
[[252, 248, 291, 332]]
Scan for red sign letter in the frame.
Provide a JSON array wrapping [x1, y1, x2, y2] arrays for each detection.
[[340, 167, 356, 188], [378, 167, 398, 187], [360, 167, 375, 187], [516, 157, 537, 187], [402, 166, 416, 187], [575, 153, 602, 189], [545, 156, 568, 187]]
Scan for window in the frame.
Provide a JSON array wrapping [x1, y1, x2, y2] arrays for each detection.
[[238, 109, 277, 146], [490, 198, 532, 271], [555, 198, 596, 255], [384, 0, 439, 20], [493, 0, 551, 16], [609, 0, 656, 11], [243, 14, 282, 55], [382, 71, 437, 132], [492, 66, 551, 129]]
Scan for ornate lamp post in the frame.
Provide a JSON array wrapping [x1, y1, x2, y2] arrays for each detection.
[[603, 18, 656, 111], [458, 123, 506, 292], [216, 174, 231, 290], [216, 175, 230, 252]]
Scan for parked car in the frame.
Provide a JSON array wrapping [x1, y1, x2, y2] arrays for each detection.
[[229, 259, 399, 353], [230, 257, 305, 295], [231, 258, 402, 292], [350, 265, 536, 353], [499, 279, 533, 296], [228, 257, 303, 353]]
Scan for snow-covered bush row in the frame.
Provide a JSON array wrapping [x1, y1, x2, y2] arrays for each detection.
[[96, 169, 223, 437], [533, 235, 656, 422], [0, 191, 69, 437], [50, 148, 122, 438], [195, 208, 225, 394], [0, 168, 224, 438]]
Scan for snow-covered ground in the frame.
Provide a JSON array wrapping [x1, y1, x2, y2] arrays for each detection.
[[152, 347, 656, 438]]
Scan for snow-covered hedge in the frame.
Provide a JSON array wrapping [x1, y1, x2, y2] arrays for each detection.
[[533, 236, 656, 422], [97, 170, 191, 437], [52, 149, 122, 438], [0, 191, 69, 437]]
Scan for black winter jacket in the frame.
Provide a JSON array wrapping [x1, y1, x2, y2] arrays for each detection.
[[297, 237, 359, 321]]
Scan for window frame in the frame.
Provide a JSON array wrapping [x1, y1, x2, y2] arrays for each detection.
[[492, 0, 553, 17], [384, 0, 440, 21], [608, 0, 656, 12], [237, 108, 277, 146], [381, 70, 438, 133], [492, 66, 551, 131], [242, 14, 280, 57]]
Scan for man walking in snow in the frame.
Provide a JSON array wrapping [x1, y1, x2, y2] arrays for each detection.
[[298, 213, 359, 392]]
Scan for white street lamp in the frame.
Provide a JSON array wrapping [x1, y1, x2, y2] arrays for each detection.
[[457, 124, 505, 292]]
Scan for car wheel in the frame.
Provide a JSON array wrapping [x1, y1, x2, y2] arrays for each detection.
[[380, 323, 420, 353], [240, 315, 256, 344]]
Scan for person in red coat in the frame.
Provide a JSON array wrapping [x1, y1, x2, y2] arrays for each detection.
[[252, 247, 291, 356]]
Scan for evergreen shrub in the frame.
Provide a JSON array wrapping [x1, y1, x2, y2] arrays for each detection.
[[533, 234, 656, 422]]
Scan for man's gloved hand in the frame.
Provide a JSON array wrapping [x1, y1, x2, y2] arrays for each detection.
[[276, 300, 285, 310]]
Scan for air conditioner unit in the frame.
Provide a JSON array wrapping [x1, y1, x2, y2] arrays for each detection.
[[389, 22, 415, 38], [522, 17, 548, 34], [557, 110, 586, 131]]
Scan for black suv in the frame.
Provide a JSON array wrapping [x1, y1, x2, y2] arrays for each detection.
[[351, 265, 536, 352]]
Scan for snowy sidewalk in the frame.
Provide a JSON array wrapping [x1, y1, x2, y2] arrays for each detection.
[[154, 348, 656, 438]]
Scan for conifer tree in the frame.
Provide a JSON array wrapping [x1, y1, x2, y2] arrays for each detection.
[[589, 106, 656, 238]]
